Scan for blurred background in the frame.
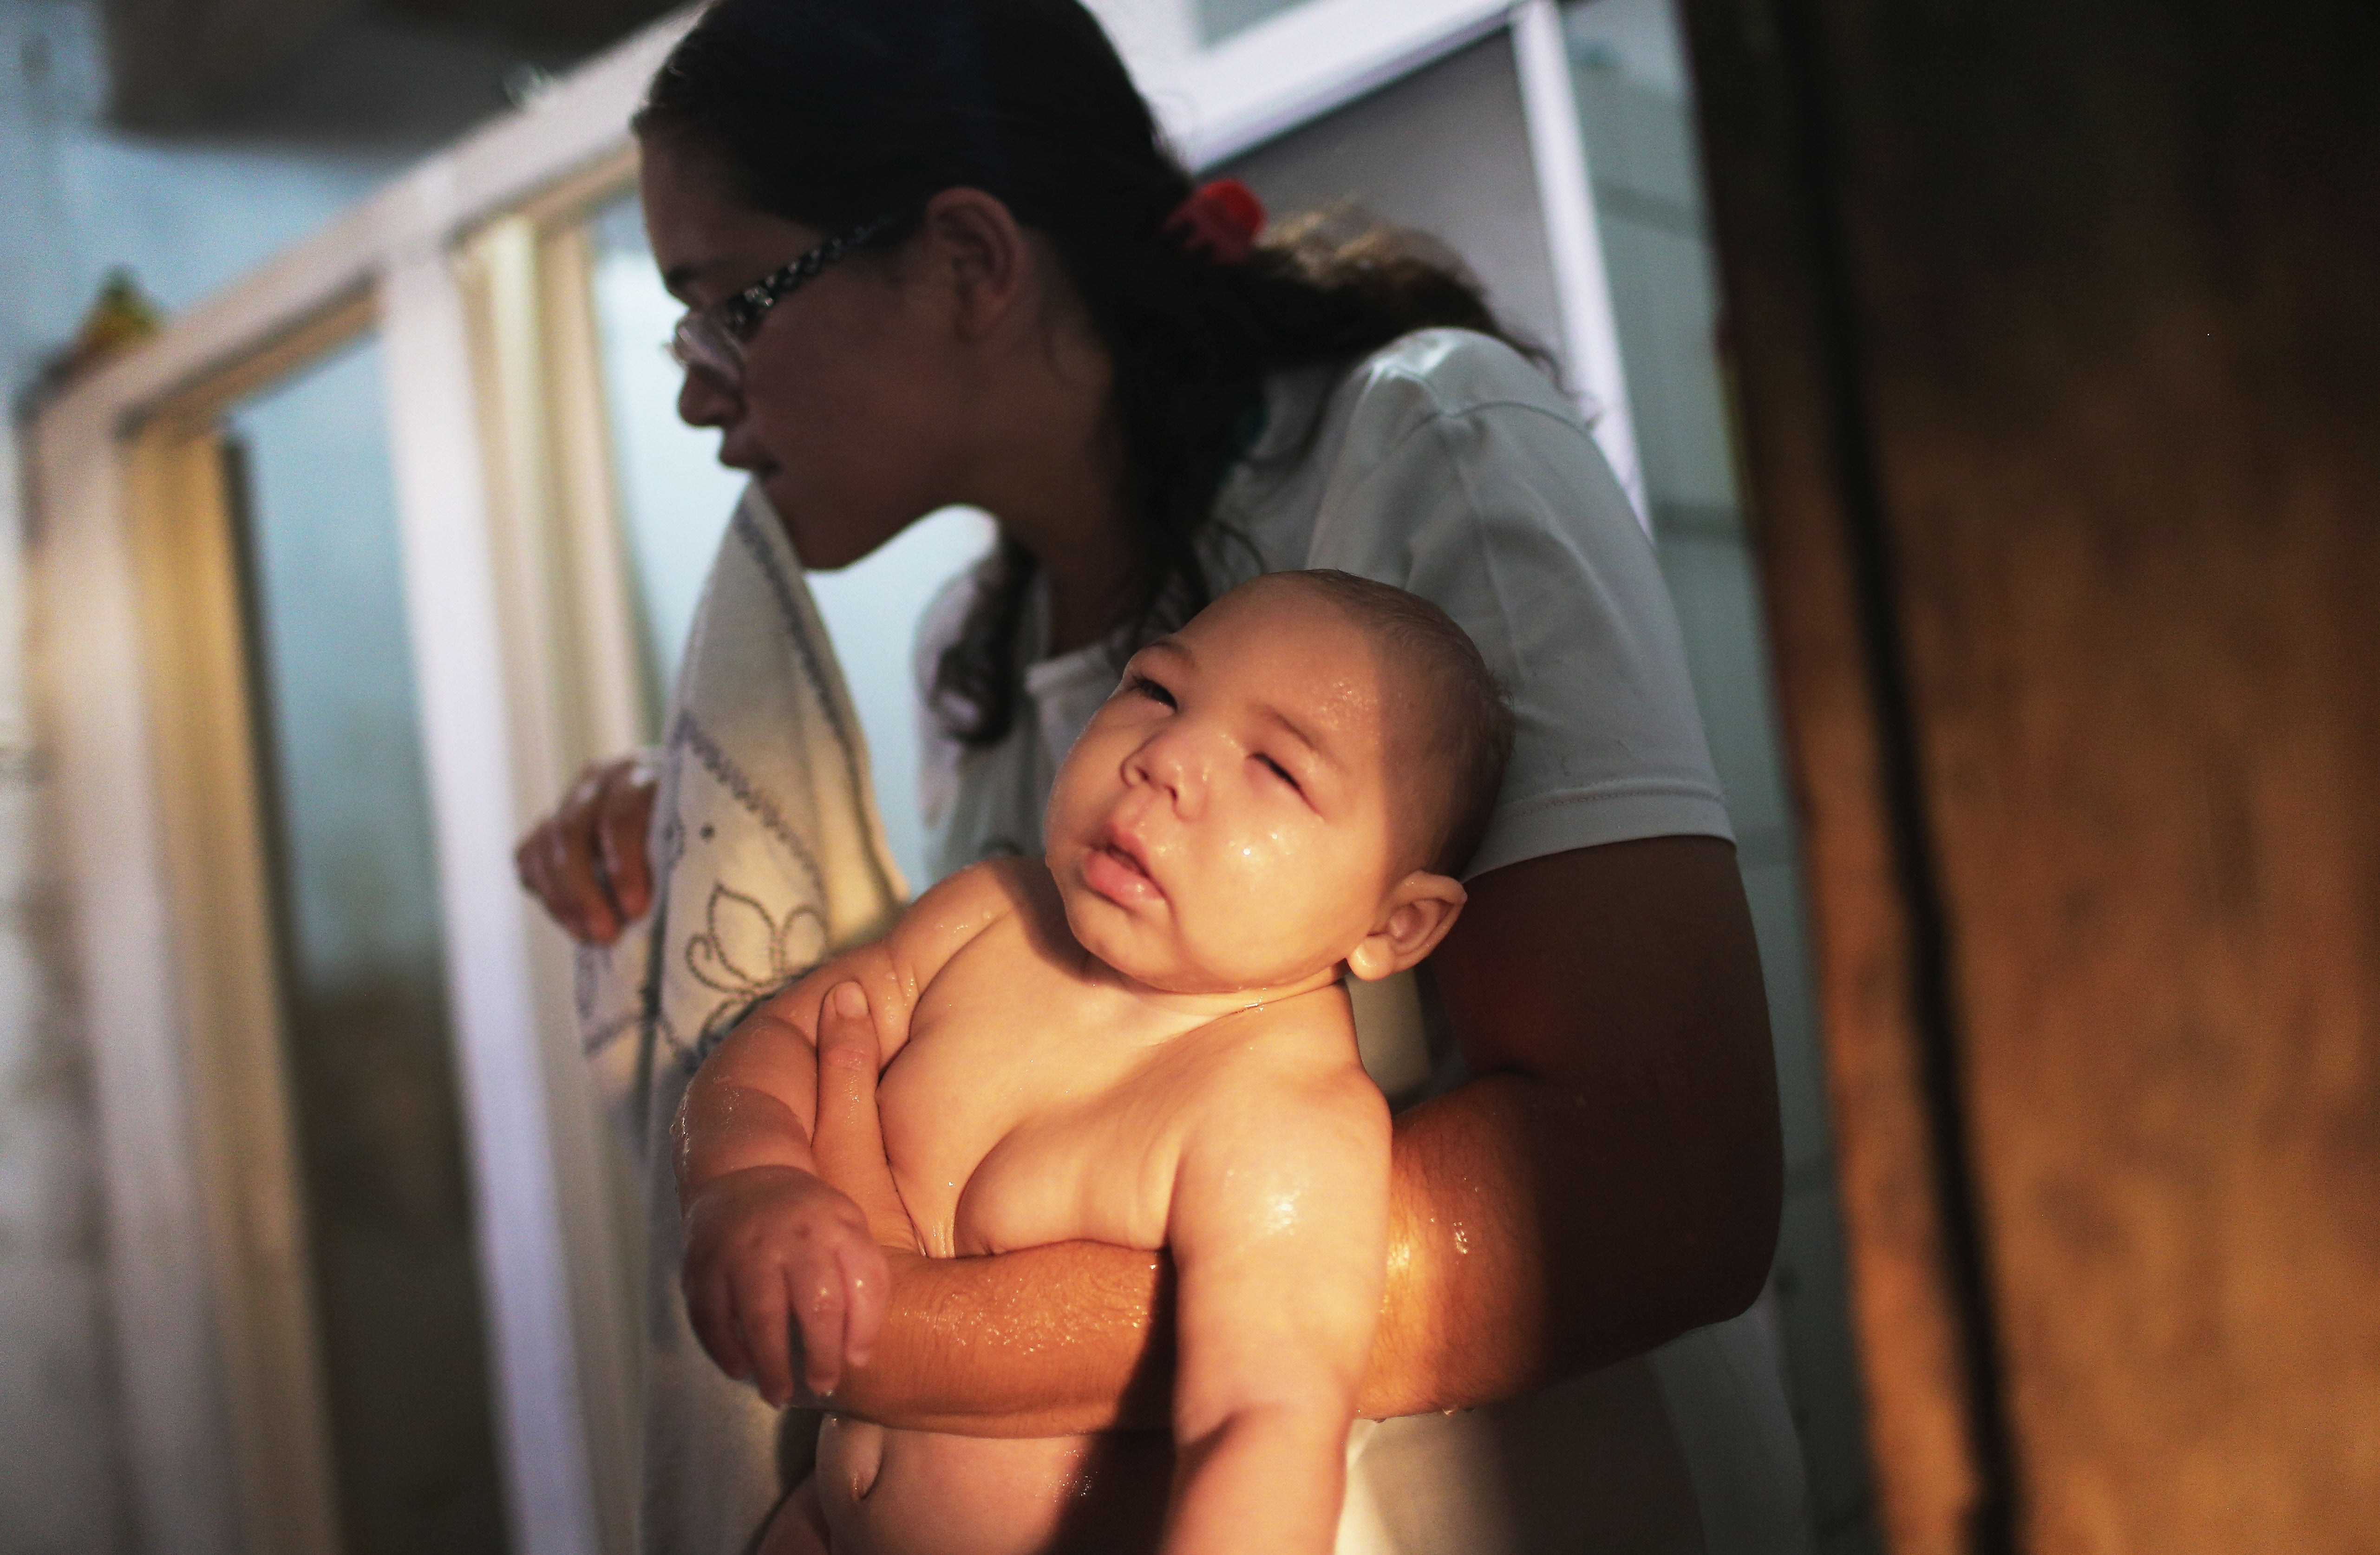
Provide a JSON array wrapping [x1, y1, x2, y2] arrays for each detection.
[[11, 0, 2370, 1552]]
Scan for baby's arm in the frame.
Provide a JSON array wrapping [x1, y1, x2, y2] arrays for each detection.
[[1163, 1038, 1392, 1554], [674, 860, 1022, 1403]]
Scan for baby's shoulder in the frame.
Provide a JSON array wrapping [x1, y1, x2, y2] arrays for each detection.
[[1163, 990, 1390, 1237], [891, 856, 1059, 965], [1180, 988, 1385, 1137]]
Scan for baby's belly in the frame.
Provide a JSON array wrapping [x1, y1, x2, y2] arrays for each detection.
[[814, 1417, 1170, 1555]]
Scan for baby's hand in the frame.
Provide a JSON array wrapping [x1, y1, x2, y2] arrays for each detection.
[[682, 1164, 889, 1405]]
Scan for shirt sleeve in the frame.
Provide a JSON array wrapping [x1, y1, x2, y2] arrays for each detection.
[[1301, 333, 1732, 878]]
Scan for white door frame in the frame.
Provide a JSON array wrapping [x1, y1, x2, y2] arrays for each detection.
[[26, 3, 1636, 1551], [1510, 0, 1646, 518]]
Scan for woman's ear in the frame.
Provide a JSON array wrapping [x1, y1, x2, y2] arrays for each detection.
[[916, 186, 1030, 339], [1345, 871, 1468, 982]]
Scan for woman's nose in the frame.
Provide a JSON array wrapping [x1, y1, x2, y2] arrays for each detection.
[[676, 363, 741, 428]]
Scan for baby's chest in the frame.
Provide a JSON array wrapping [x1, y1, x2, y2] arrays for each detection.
[[876, 951, 1191, 1260]]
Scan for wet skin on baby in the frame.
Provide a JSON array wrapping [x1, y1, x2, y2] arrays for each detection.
[[676, 573, 1510, 1555]]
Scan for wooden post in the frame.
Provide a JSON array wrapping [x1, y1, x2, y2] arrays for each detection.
[[1682, 0, 2380, 1550]]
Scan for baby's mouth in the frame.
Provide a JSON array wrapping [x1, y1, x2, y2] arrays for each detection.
[[1083, 827, 1164, 905]]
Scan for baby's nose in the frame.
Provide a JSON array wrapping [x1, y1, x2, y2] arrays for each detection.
[[1131, 731, 1210, 816]]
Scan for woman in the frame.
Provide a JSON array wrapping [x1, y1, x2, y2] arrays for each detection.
[[517, 0, 1805, 1548]]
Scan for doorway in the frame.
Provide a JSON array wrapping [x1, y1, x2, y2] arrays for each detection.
[[219, 329, 508, 1555]]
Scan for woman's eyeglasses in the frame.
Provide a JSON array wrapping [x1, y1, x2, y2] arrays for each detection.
[[665, 215, 896, 389]]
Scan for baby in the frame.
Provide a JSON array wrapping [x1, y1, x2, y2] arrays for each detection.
[[675, 569, 1513, 1555]]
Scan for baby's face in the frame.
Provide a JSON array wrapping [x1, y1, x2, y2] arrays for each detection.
[[1045, 579, 1410, 995]]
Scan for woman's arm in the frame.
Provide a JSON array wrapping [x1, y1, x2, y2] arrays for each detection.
[[816, 834, 1783, 1432], [1367, 835, 1782, 1412]]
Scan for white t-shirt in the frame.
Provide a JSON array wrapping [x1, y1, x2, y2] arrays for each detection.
[[916, 329, 1809, 1554], [921, 327, 1732, 883]]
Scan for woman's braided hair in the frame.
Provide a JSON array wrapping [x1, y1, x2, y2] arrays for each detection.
[[637, 0, 1544, 746]]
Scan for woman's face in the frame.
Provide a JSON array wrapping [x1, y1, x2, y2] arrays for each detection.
[[639, 132, 970, 568]]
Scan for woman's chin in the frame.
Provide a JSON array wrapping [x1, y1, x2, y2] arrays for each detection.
[[765, 479, 922, 572]]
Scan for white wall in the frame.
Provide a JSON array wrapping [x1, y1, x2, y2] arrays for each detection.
[[1218, 30, 1567, 362]]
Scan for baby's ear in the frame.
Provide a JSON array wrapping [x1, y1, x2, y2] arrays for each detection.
[[1346, 870, 1468, 982]]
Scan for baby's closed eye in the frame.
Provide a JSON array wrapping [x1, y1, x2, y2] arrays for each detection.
[[1254, 753, 1301, 792], [1125, 672, 1177, 709]]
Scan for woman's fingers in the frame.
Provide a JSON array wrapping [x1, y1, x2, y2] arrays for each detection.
[[544, 819, 600, 942], [514, 821, 568, 931], [811, 983, 914, 1248], [511, 779, 603, 941], [513, 756, 659, 944], [811, 983, 879, 1176], [808, 987, 900, 1388], [595, 758, 660, 923], [555, 768, 620, 943], [513, 830, 556, 919]]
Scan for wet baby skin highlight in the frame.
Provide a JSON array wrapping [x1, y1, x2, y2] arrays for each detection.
[[674, 571, 1509, 1555]]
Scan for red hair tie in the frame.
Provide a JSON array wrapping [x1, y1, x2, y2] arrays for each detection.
[[1164, 178, 1266, 264]]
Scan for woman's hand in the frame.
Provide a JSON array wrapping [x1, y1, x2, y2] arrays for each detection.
[[679, 984, 915, 1406], [514, 753, 659, 943], [773, 977, 1183, 1439], [808, 981, 922, 1251]]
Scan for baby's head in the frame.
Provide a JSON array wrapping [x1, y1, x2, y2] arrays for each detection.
[[1045, 571, 1514, 996]]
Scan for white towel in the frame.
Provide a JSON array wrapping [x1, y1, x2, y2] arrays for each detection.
[[576, 483, 903, 1554]]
